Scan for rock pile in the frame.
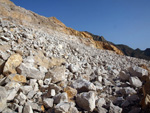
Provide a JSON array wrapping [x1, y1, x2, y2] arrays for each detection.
[[0, 0, 123, 55], [0, 18, 150, 113]]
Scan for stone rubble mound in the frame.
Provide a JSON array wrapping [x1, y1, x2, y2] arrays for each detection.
[[0, 18, 150, 113], [0, 0, 123, 56]]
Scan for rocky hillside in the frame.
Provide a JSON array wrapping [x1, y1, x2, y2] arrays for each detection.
[[0, 0, 123, 55], [1, 14, 150, 113], [85, 31, 150, 61], [0, 0, 150, 113], [116, 45, 150, 60]]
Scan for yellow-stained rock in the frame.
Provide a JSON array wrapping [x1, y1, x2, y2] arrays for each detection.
[[34, 51, 50, 69], [8, 74, 26, 83], [14, 50, 23, 56], [64, 86, 77, 100], [3, 53, 22, 76], [49, 57, 65, 68], [34, 50, 65, 69], [46, 66, 66, 83], [41, 105, 45, 112]]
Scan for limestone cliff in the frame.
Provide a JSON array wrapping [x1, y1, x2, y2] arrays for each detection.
[[0, 0, 123, 55]]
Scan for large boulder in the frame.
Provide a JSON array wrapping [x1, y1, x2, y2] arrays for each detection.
[[17, 63, 45, 80], [71, 79, 96, 93], [76, 91, 95, 112], [3, 54, 22, 76], [129, 76, 142, 88], [49, 57, 65, 68], [34, 51, 50, 69], [129, 66, 148, 77], [55, 102, 78, 113], [45, 66, 66, 83]]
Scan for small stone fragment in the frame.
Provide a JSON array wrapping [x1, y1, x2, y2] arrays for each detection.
[[109, 102, 122, 113], [68, 64, 79, 73], [129, 76, 142, 87], [7, 89, 18, 101], [71, 79, 96, 93], [119, 71, 130, 81], [54, 92, 68, 104], [20, 86, 33, 94], [96, 98, 106, 107], [55, 102, 78, 113], [23, 104, 33, 113], [17, 92, 27, 105], [0, 86, 7, 112], [43, 98, 54, 108], [44, 78, 51, 85], [27, 91, 36, 99], [0, 36, 9, 42]]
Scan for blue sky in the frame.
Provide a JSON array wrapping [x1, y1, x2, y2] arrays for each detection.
[[11, 0, 150, 50]]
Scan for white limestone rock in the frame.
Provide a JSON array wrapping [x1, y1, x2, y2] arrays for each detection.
[[0, 36, 10, 42], [109, 102, 122, 113], [55, 102, 78, 113], [0, 86, 7, 112], [23, 33, 33, 40], [17, 63, 45, 80], [96, 98, 106, 107], [17, 92, 27, 105], [45, 66, 66, 83], [129, 76, 142, 87], [27, 90, 36, 99], [29, 79, 37, 87], [76, 91, 95, 112], [54, 92, 68, 104], [20, 86, 33, 95], [68, 64, 79, 73], [43, 98, 54, 108], [23, 104, 33, 113], [129, 66, 148, 77], [7, 89, 18, 101], [71, 79, 96, 93]]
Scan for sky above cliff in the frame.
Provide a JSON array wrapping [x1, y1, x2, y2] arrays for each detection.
[[11, 0, 150, 50]]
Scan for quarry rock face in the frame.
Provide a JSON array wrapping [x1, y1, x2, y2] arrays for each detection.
[[0, 0, 150, 113]]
